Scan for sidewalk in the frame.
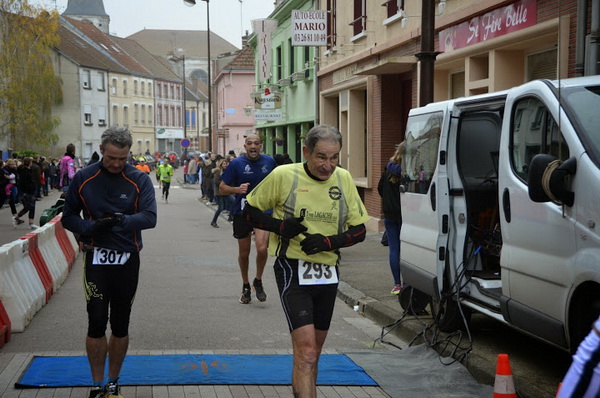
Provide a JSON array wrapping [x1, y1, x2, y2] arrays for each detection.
[[0, 188, 63, 244]]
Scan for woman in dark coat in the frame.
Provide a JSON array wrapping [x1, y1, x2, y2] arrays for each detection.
[[377, 142, 404, 295]]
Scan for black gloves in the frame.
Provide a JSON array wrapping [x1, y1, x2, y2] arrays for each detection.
[[300, 233, 333, 255], [279, 217, 307, 239], [95, 213, 123, 230], [299, 225, 367, 255]]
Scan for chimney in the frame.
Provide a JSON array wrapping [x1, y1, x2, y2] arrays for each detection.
[[241, 30, 249, 48]]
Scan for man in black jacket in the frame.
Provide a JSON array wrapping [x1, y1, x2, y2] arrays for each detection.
[[15, 157, 38, 229], [62, 127, 157, 398]]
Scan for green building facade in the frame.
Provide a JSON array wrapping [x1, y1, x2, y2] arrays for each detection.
[[249, 0, 317, 162]]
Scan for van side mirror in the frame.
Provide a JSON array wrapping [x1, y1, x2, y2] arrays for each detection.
[[528, 154, 576, 207]]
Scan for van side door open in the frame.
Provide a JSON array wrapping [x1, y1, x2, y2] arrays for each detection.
[[399, 106, 445, 300]]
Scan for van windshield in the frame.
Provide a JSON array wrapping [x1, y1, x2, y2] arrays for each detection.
[[561, 84, 600, 166]]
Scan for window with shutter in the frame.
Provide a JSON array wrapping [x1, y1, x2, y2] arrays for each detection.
[[98, 106, 106, 126], [84, 105, 92, 125], [527, 50, 557, 81]]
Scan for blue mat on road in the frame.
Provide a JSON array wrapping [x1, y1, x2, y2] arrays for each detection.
[[15, 354, 377, 388]]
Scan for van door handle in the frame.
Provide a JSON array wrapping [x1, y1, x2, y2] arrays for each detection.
[[502, 188, 511, 223], [430, 182, 436, 211]]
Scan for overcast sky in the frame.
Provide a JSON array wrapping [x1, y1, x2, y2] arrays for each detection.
[[29, 0, 277, 48]]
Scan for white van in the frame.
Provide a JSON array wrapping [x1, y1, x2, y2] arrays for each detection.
[[398, 76, 600, 352]]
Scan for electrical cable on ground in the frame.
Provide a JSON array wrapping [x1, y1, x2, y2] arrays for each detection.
[[374, 242, 482, 366]]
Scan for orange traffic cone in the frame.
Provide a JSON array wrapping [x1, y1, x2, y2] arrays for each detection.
[[555, 382, 563, 397], [493, 354, 517, 398]]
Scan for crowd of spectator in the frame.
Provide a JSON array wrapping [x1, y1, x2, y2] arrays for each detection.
[[0, 152, 67, 229]]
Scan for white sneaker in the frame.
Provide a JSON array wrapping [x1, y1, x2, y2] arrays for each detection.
[[29, 223, 39, 230]]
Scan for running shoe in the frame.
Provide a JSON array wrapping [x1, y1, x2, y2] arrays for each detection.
[[104, 382, 123, 398], [391, 284, 402, 295], [29, 223, 39, 230], [88, 386, 105, 398], [211, 221, 219, 228], [240, 284, 251, 304], [253, 278, 267, 302]]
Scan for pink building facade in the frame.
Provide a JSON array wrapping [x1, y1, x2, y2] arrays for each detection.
[[214, 46, 256, 156]]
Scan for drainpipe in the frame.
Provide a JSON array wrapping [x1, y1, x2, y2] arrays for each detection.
[[416, 0, 437, 106], [575, 0, 588, 76], [590, 0, 600, 75], [313, 0, 320, 126]]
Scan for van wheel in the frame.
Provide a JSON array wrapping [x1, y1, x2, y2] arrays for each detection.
[[399, 285, 431, 315], [430, 295, 471, 333]]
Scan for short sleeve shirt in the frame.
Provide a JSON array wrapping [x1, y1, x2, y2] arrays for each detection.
[[247, 163, 369, 267], [220, 154, 276, 215]]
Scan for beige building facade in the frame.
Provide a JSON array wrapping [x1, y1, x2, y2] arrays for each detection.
[[317, 0, 591, 229]]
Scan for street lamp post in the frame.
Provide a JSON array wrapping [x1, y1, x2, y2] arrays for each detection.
[[182, 55, 187, 143], [183, 0, 212, 152], [168, 54, 188, 154]]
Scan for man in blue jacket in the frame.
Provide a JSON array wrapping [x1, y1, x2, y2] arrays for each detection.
[[62, 127, 157, 398]]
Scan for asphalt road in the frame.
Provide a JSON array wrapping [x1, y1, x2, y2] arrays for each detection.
[[0, 171, 401, 354]]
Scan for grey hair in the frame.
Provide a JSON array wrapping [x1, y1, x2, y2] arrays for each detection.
[[304, 125, 342, 154], [101, 127, 133, 149]]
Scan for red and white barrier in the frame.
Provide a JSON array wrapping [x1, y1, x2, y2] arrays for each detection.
[[0, 301, 10, 348], [0, 215, 78, 336], [33, 223, 70, 291]]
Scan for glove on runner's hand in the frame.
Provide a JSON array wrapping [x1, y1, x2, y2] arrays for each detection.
[[95, 213, 122, 230], [279, 217, 307, 239], [300, 233, 332, 255]]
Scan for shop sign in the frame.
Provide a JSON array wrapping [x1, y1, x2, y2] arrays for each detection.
[[252, 19, 278, 82], [254, 110, 282, 121], [252, 91, 282, 110], [156, 129, 184, 139], [332, 64, 358, 85], [291, 10, 327, 46], [439, 0, 536, 53]]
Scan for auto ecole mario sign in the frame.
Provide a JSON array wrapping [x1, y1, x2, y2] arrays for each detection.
[[291, 10, 327, 47]]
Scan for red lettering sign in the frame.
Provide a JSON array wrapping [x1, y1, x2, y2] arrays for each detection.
[[439, 0, 536, 52]]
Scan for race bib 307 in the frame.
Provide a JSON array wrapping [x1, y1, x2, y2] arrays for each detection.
[[92, 247, 131, 266]]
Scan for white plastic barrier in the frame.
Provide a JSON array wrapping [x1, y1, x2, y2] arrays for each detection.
[[0, 240, 46, 332], [0, 217, 79, 333], [0, 245, 30, 333]]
